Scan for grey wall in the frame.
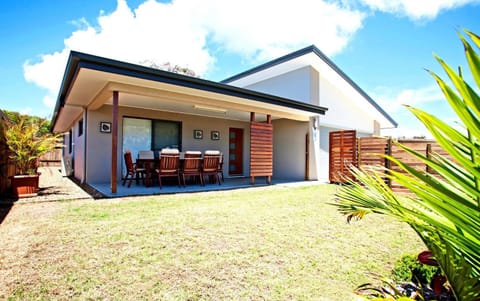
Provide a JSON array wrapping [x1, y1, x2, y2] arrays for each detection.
[[85, 105, 251, 183], [272, 119, 309, 180]]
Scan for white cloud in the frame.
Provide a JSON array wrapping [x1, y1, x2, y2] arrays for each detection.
[[23, 50, 70, 105], [358, 0, 478, 20], [373, 84, 444, 113], [43, 95, 56, 108], [23, 0, 365, 102], [374, 84, 446, 138], [196, 0, 365, 61]]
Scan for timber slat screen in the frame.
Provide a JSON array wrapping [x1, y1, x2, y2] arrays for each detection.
[[357, 136, 391, 186], [250, 121, 273, 184], [329, 130, 357, 183], [329, 130, 453, 193]]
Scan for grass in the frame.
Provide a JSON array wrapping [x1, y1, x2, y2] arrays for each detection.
[[0, 184, 425, 300]]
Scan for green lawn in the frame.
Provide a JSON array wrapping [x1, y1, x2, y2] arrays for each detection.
[[0, 184, 425, 300]]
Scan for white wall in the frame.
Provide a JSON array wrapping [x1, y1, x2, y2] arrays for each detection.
[[272, 119, 309, 180], [319, 76, 375, 134], [236, 64, 377, 134], [85, 105, 251, 184], [245, 66, 315, 104]]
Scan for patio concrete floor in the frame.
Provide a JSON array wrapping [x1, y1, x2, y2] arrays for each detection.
[[91, 177, 318, 198]]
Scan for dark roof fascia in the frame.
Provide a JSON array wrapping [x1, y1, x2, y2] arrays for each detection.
[[222, 45, 397, 127], [51, 51, 327, 129]]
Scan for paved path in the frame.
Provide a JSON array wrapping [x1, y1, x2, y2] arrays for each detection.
[[2, 166, 93, 204]]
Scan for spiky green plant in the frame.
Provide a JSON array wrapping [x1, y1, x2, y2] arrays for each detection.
[[5, 116, 61, 175], [334, 30, 480, 300]]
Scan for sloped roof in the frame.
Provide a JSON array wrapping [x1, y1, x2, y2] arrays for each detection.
[[51, 51, 328, 132], [223, 45, 397, 127]]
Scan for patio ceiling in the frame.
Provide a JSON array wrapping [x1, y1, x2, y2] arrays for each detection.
[[52, 51, 328, 133]]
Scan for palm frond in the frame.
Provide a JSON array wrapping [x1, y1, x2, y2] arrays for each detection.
[[333, 29, 480, 300]]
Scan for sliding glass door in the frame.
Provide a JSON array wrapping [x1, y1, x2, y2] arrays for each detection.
[[122, 117, 182, 162], [123, 117, 152, 162]]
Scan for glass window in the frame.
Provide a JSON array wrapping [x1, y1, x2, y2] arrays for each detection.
[[78, 119, 83, 137], [122, 117, 182, 161], [152, 120, 181, 153]]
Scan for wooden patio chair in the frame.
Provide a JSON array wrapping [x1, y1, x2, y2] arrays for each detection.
[[202, 150, 222, 186], [155, 149, 181, 189], [181, 151, 203, 187], [122, 151, 146, 188]]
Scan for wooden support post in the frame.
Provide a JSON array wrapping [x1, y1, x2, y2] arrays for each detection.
[[266, 114, 271, 124], [111, 91, 119, 193], [426, 143, 432, 174], [386, 138, 392, 188], [250, 112, 255, 185]]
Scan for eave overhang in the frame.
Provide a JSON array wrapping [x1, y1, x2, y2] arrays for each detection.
[[51, 51, 328, 133]]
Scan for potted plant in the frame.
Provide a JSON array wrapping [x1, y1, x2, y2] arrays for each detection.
[[5, 116, 61, 198]]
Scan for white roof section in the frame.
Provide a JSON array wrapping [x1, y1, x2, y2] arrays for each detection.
[[223, 45, 397, 129]]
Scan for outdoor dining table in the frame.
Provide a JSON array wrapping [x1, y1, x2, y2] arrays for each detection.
[[136, 152, 187, 187]]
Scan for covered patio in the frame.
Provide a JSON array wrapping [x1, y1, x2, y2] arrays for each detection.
[[51, 51, 327, 196]]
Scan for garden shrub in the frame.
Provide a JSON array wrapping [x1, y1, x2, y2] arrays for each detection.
[[391, 254, 439, 285]]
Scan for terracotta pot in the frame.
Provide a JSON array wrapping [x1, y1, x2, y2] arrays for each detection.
[[10, 174, 40, 198]]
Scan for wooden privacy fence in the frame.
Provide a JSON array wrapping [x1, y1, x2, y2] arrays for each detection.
[[0, 146, 61, 196], [329, 130, 451, 193], [39, 147, 62, 167], [0, 116, 15, 196], [0, 135, 15, 196]]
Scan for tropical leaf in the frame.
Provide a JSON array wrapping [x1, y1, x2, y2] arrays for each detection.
[[333, 29, 480, 300]]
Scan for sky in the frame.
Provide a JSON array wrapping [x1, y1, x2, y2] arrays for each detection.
[[0, 0, 479, 138]]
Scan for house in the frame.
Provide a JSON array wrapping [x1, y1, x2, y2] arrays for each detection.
[[51, 45, 396, 194]]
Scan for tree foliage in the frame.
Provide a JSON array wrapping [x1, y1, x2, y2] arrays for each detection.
[[3, 110, 51, 136], [139, 60, 197, 77], [4, 112, 61, 175]]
